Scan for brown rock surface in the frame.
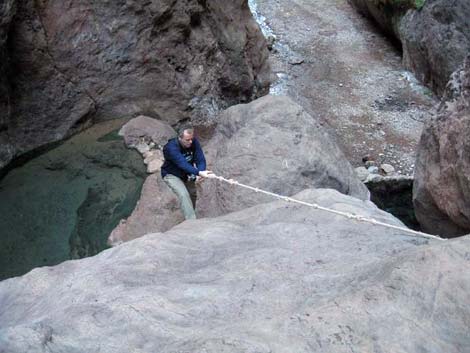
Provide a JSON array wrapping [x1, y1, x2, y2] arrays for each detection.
[[0, 0, 270, 170], [197, 95, 369, 218], [108, 117, 182, 245], [413, 56, 470, 237], [108, 173, 184, 246]]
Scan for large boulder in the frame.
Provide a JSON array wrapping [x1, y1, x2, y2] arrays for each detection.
[[0, 188, 468, 352], [107, 173, 184, 246], [0, 0, 271, 170], [118, 115, 176, 150], [197, 95, 369, 217], [400, 0, 470, 95], [413, 56, 470, 237]]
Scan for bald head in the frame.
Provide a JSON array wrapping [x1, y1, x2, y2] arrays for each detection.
[[178, 128, 194, 149]]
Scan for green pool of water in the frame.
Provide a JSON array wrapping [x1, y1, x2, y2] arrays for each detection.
[[0, 119, 146, 281]]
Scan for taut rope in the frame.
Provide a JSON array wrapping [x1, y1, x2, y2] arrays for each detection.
[[209, 174, 445, 242]]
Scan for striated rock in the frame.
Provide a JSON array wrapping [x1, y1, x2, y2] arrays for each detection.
[[0, 0, 271, 170], [197, 95, 369, 218], [0, 188, 469, 352], [400, 0, 470, 95], [107, 173, 184, 246], [413, 56, 470, 237]]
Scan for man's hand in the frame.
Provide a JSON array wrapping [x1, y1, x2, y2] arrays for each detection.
[[199, 170, 216, 178]]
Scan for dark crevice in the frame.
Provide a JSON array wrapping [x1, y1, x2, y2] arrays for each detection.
[[366, 177, 421, 230]]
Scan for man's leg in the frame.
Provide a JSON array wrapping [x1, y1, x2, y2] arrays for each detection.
[[163, 175, 196, 220], [185, 180, 197, 208]]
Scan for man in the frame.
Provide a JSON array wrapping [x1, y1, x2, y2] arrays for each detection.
[[161, 126, 214, 220]]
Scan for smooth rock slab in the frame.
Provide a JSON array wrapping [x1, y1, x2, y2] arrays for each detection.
[[1, 188, 468, 353]]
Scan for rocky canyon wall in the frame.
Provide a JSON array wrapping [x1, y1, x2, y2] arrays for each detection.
[[413, 56, 470, 237], [0, 0, 271, 171], [0, 0, 15, 167], [348, 0, 470, 96]]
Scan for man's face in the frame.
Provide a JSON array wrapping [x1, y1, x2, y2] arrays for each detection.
[[179, 131, 194, 148]]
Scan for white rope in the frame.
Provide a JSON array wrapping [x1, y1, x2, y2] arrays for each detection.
[[209, 174, 445, 242]]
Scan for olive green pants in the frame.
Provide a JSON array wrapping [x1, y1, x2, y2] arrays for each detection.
[[163, 174, 197, 220]]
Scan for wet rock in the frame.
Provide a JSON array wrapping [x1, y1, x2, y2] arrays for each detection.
[[197, 95, 369, 218], [368, 166, 379, 174], [0, 0, 271, 171], [413, 56, 470, 237], [1, 188, 469, 352]]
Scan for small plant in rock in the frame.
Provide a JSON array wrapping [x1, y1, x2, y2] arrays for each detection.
[[414, 0, 426, 9]]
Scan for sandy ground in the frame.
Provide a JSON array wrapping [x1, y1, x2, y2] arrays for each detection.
[[249, 0, 438, 175]]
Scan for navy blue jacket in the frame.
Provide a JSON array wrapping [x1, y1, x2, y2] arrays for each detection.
[[161, 137, 206, 180]]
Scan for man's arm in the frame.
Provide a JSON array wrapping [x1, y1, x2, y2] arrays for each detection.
[[193, 139, 207, 171], [163, 141, 201, 175]]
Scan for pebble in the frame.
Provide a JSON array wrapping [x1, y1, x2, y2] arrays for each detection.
[[368, 166, 379, 174], [354, 167, 369, 181], [288, 55, 304, 65], [380, 163, 395, 175]]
